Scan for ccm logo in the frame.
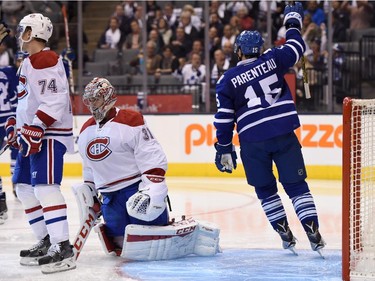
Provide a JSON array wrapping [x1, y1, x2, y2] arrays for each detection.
[[185, 123, 343, 154], [74, 213, 96, 252], [176, 226, 196, 235]]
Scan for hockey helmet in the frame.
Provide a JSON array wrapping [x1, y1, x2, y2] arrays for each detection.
[[17, 13, 53, 42], [83, 77, 117, 122], [234, 30, 264, 56]]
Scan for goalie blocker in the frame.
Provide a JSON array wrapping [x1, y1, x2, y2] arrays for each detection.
[[95, 217, 221, 260]]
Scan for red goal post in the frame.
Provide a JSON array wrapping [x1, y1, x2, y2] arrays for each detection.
[[342, 97, 375, 281]]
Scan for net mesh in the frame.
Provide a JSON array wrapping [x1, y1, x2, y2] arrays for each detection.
[[350, 99, 375, 279]]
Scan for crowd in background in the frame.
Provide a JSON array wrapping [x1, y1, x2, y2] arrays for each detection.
[[0, 1, 375, 111]]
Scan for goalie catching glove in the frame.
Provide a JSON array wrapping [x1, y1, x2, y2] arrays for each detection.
[[126, 174, 168, 222], [215, 142, 237, 173]]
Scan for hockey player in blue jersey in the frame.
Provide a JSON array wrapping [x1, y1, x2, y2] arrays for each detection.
[[213, 2, 325, 256], [0, 64, 19, 223]]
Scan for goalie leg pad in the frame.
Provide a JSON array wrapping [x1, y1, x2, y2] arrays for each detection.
[[121, 217, 221, 261]]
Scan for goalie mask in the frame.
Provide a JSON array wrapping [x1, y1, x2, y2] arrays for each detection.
[[234, 30, 264, 56], [83, 77, 117, 122], [17, 13, 53, 51]]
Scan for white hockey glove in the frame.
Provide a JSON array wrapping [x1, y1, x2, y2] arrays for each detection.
[[72, 182, 101, 225], [126, 174, 168, 222]]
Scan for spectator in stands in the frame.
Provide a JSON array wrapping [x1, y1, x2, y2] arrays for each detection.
[[0, 43, 13, 67], [178, 10, 200, 42], [341, 0, 374, 30], [332, 0, 350, 29], [210, 49, 230, 87], [163, 2, 178, 30], [305, 37, 326, 69], [148, 29, 164, 55], [225, 1, 253, 19], [330, 43, 346, 103], [221, 24, 236, 49], [157, 17, 173, 46], [123, 0, 138, 19], [130, 40, 162, 76], [187, 40, 204, 63], [97, 16, 124, 50], [147, 7, 163, 32], [208, 26, 221, 62], [229, 15, 241, 36], [182, 5, 203, 33], [155, 45, 179, 76], [145, 0, 160, 21], [222, 40, 238, 68], [133, 5, 144, 29], [123, 19, 142, 50], [304, 1, 326, 26], [302, 13, 321, 45], [332, 11, 347, 42], [170, 27, 192, 59], [236, 6, 254, 31], [112, 4, 128, 36], [209, 13, 224, 37], [176, 53, 206, 93], [256, 12, 277, 49]]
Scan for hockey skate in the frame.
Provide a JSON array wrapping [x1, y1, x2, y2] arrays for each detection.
[[0, 192, 8, 224], [20, 234, 51, 266], [305, 221, 326, 258], [39, 240, 76, 274], [276, 220, 297, 255]]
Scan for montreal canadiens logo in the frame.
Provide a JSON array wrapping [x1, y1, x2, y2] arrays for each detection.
[[17, 75, 28, 99], [86, 137, 112, 161]]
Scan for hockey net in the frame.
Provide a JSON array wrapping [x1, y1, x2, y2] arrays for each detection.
[[342, 98, 375, 281]]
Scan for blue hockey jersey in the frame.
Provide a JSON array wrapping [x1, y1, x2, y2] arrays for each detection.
[[214, 28, 306, 145], [0, 66, 18, 127]]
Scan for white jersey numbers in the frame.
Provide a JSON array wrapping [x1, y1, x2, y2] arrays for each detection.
[[245, 74, 281, 108]]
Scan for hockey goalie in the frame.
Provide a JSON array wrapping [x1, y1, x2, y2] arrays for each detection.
[[72, 77, 221, 262]]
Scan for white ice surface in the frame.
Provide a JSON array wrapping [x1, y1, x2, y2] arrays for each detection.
[[0, 177, 342, 281]]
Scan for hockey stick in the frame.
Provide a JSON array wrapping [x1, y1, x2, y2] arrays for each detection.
[[288, 1, 311, 99], [0, 144, 10, 156], [301, 55, 311, 99], [72, 204, 101, 261], [61, 4, 78, 128]]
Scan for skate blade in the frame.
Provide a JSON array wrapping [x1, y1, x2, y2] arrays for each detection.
[[20, 257, 41, 266], [316, 248, 325, 259], [41, 258, 76, 274], [287, 246, 298, 256]]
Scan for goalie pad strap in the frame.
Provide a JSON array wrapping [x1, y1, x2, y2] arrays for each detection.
[[121, 218, 221, 260], [93, 223, 121, 256]]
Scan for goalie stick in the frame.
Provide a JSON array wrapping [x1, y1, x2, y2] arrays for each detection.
[[41, 205, 101, 274]]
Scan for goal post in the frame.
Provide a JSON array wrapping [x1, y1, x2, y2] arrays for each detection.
[[342, 97, 375, 281]]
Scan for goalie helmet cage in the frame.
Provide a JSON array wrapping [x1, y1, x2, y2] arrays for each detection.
[[342, 97, 375, 281]]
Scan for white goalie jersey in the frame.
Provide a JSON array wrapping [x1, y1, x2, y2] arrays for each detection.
[[77, 108, 168, 193]]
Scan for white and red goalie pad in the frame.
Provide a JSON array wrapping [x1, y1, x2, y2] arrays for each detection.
[[121, 217, 221, 260]]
